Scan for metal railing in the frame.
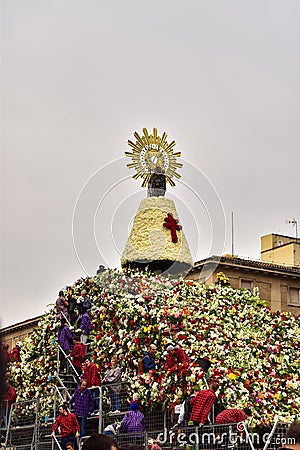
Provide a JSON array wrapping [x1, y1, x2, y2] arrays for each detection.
[[5, 399, 38, 450], [52, 385, 68, 405], [57, 345, 80, 381], [59, 311, 71, 328], [1, 400, 9, 430], [55, 375, 72, 402], [52, 433, 63, 450], [262, 421, 291, 450], [5, 397, 66, 450], [5, 394, 289, 450], [100, 381, 132, 433]]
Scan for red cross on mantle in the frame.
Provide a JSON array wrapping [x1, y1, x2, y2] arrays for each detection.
[[163, 213, 182, 243]]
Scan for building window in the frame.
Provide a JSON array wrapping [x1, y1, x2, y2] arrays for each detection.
[[240, 279, 254, 290], [289, 287, 300, 306]]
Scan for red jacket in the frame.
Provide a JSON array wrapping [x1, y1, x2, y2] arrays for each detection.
[[52, 412, 79, 437], [190, 389, 216, 424], [216, 408, 247, 424], [70, 343, 86, 368], [3, 386, 16, 408], [2, 348, 10, 365], [83, 363, 100, 387], [164, 347, 190, 370]]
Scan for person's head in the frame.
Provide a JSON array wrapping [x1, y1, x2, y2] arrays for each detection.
[[110, 356, 118, 368], [243, 408, 252, 417], [166, 345, 175, 355], [3, 343, 9, 350], [210, 382, 219, 393], [80, 379, 88, 392], [149, 344, 157, 357], [84, 357, 91, 367], [58, 403, 68, 415], [81, 433, 117, 450], [16, 341, 22, 349], [60, 318, 67, 326], [81, 290, 87, 297], [129, 401, 140, 411], [59, 290, 64, 297], [285, 421, 300, 449], [73, 335, 80, 344], [66, 442, 74, 450]]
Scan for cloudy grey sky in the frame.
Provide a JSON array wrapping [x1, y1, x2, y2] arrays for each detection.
[[1, 0, 300, 328]]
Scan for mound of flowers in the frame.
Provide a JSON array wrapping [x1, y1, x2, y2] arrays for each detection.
[[10, 269, 300, 428], [10, 312, 58, 418]]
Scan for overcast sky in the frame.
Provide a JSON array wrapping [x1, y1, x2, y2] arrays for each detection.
[[1, 0, 300, 328]]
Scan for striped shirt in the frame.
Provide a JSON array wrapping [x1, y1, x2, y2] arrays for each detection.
[[119, 411, 145, 434], [215, 409, 247, 424], [190, 389, 216, 424]]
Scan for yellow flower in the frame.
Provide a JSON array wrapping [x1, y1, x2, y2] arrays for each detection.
[[228, 373, 237, 380]]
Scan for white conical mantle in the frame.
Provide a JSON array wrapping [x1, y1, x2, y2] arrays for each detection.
[[121, 197, 193, 273]]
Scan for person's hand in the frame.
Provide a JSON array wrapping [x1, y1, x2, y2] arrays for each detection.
[[51, 432, 55, 438], [75, 431, 80, 438]]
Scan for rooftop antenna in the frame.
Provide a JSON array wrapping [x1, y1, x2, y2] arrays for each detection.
[[286, 218, 298, 238], [231, 211, 235, 256]]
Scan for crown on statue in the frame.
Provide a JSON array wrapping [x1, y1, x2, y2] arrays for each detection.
[[125, 127, 183, 187]]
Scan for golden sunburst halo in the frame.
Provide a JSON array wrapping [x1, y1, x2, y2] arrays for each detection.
[[125, 127, 183, 188]]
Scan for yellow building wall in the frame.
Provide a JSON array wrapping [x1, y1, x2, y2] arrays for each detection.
[[262, 245, 294, 266], [294, 244, 300, 267], [261, 234, 274, 252], [262, 243, 300, 267], [261, 234, 300, 267]]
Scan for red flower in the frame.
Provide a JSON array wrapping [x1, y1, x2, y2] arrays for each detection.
[[177, 334, 187, 340]]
